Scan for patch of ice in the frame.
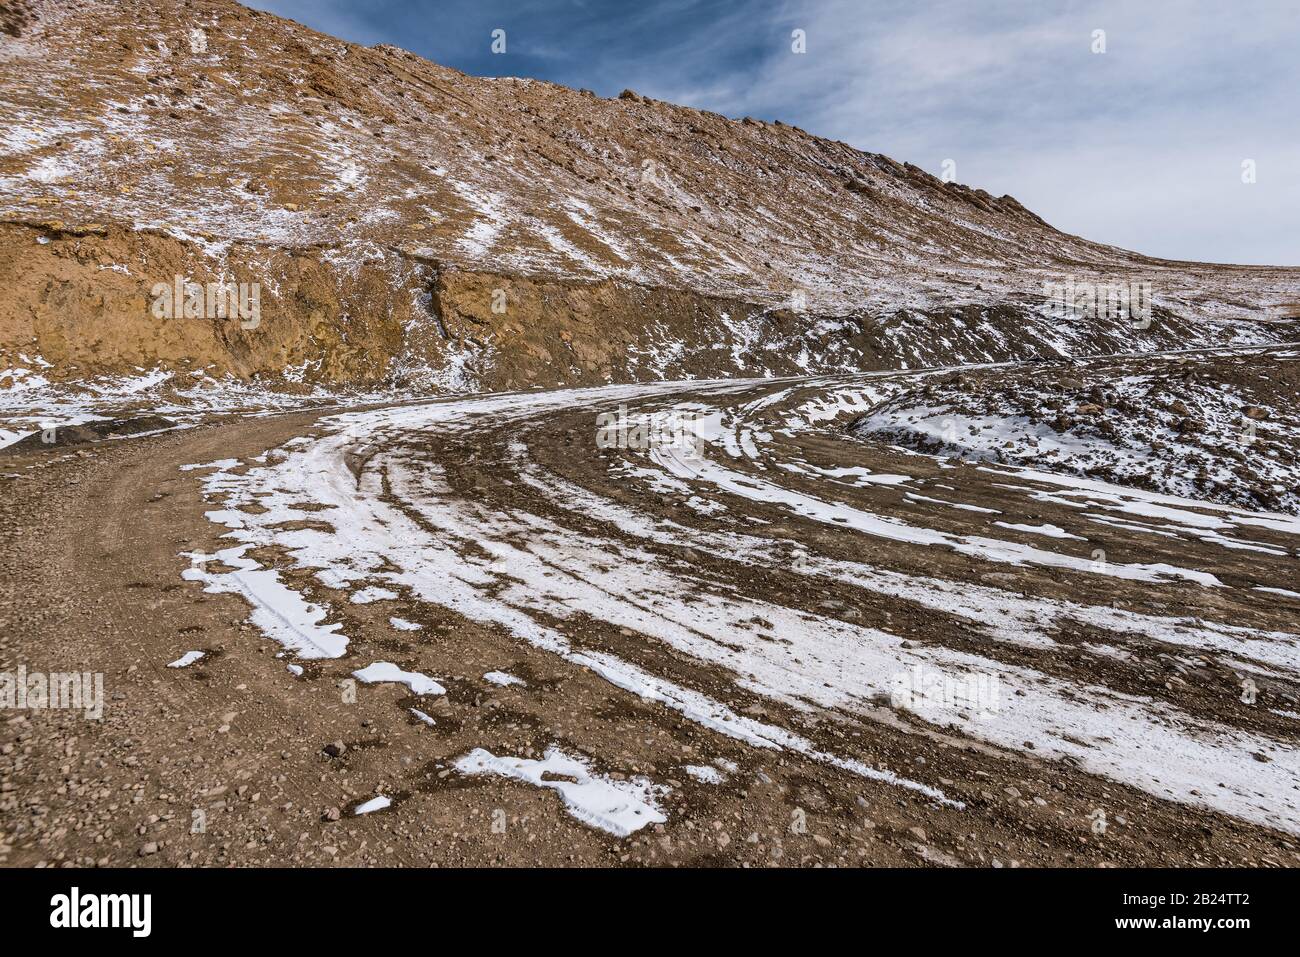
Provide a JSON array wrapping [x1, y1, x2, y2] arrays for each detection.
[[454, 746, 667, 836], [906, 491, 1001, 514], [352, 661, 445, 696], [1255, 587, 1300, 600], [350, 586, 399, 604], [181, 545, 348, 659], [992, 521, 1086, 540], [683, 764, 724, 784], [180, 458, 241, 472], [354, 795, 391, 815]]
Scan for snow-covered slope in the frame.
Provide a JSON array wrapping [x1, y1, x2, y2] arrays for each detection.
[[1, 0, 1298, 397]]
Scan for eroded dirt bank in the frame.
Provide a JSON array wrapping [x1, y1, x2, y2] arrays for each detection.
[[5, 221, 1295, 405], [0, 220, 902, 392]]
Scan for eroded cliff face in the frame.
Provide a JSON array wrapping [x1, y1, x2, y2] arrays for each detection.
[[0, 222, 421, 387], [0, 221, 832, 393], [0, 223, 410, 384], [3, 218, 1294, 401]]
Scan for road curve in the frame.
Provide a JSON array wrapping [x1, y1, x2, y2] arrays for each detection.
[[4, 353, 1299, 866]]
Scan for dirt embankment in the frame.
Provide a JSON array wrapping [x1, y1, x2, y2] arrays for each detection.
[[0, 221, 896, 392], [9, 221, 1294, 399], [0, 221, 424, 385]]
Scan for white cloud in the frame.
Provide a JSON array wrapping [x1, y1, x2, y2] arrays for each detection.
[[253, 0, 1300, 265], [640, 0, 1300, 263]]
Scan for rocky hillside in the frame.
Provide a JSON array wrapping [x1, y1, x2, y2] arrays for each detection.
[[1, 0, 1298, 393], [852, 346, 1300, 514]]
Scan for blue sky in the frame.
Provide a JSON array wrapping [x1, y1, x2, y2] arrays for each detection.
[[251, 0, 1300, 266]]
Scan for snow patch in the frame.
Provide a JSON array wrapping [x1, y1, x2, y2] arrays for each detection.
[[167, 651, 205, 668], [453, 746, 667, 836], [352, 661, 445, 696]]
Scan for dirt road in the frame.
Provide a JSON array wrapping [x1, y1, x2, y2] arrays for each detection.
[[3, 351, 1299, 867]]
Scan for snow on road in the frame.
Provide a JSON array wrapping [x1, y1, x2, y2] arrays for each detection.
[[454, 747, 667, 836], [180, 368, 1300, 836]]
